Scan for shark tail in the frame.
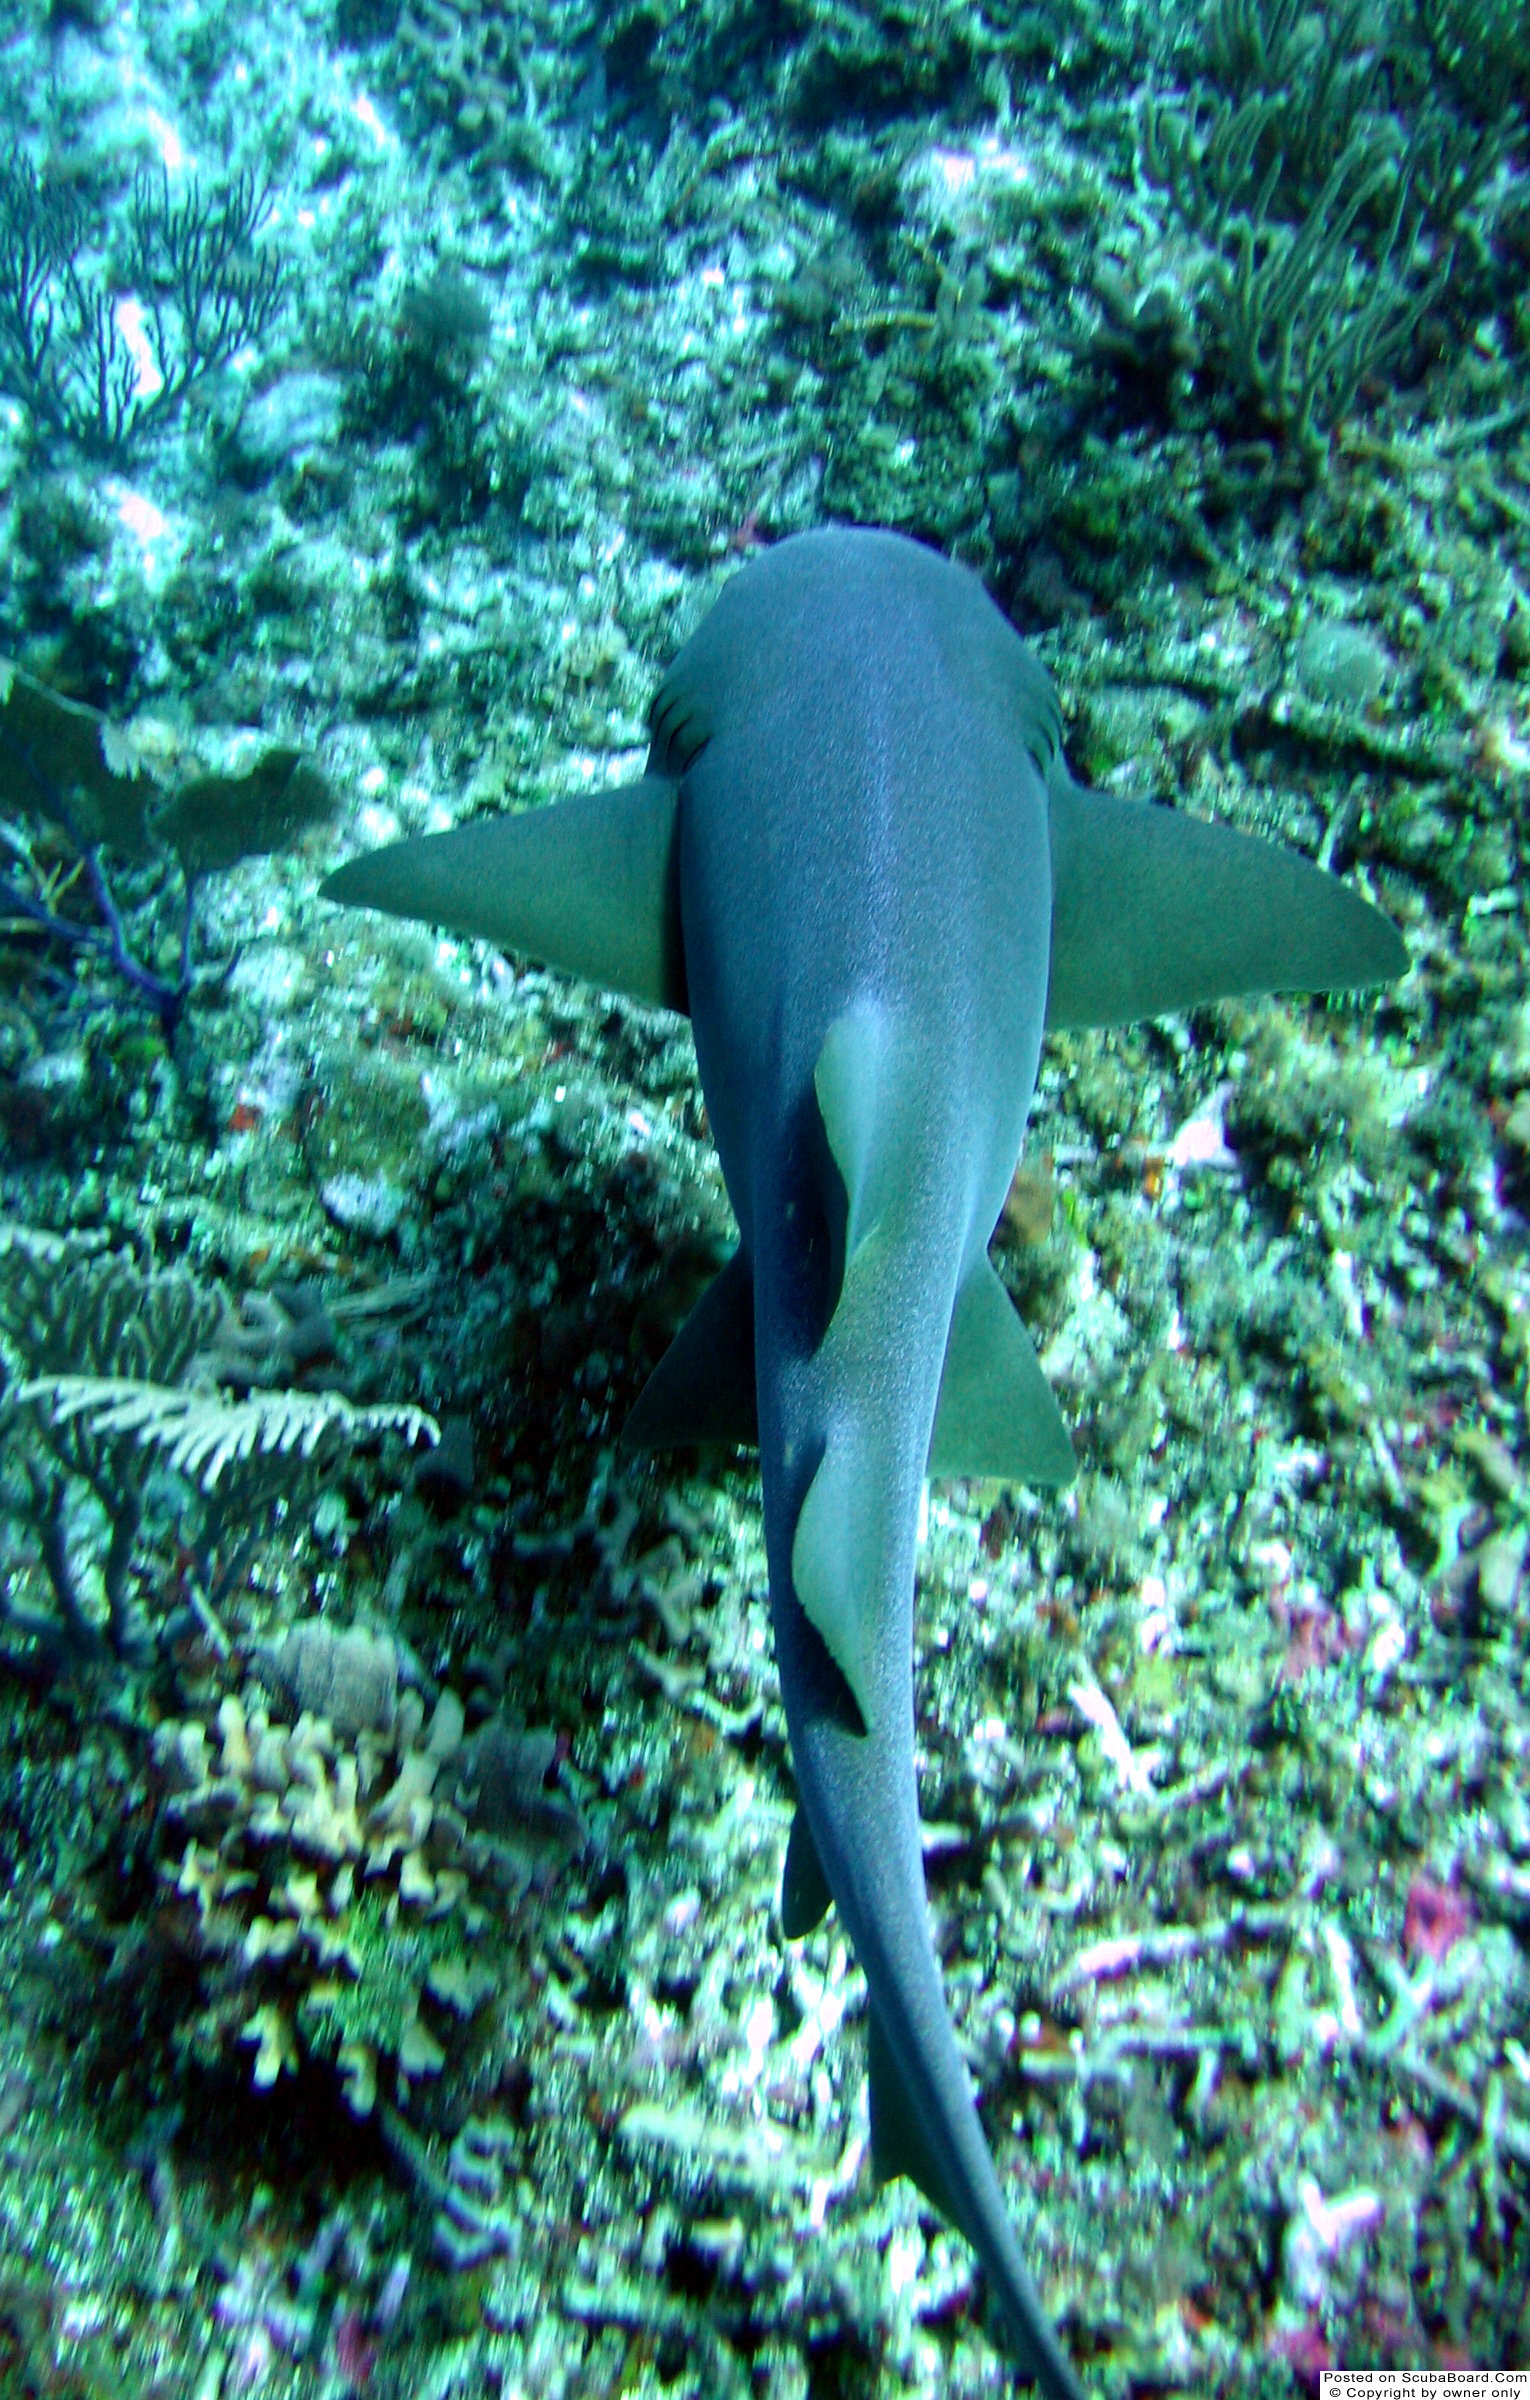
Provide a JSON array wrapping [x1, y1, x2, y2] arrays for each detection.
[[778, 1474, 1084, 2399], [779, 1468, 1084, 2400], [756, 1003, 1084, 2400]]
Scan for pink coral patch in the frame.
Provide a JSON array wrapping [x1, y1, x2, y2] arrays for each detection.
[[1403, 1874, 1474, 1961]]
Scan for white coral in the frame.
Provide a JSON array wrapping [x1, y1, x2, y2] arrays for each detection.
[[18, 1373, 438, 1489]]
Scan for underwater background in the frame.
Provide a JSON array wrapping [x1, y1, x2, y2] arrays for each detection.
[[0, 0, 1528, 2392]]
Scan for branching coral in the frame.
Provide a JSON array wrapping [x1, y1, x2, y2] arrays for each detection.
[[0, 1227, 224, 1671], [394, 0, 561, 179], [21, 1373, 438, 1494], [1212, 140, 1437, 456], [1140, 119, 1441, 457], [0, 152, 287, 456], [1135, 0, 1496, 457], [1405, 0, 1530, 130], [1194, 0, 1383, 209], [151, 1634, 582, 2122], [376, 2103, 523, 2269], [0, 1223, 220, 1383]]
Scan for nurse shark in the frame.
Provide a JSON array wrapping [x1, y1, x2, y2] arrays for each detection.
[[324, 526, 1406, 2394]]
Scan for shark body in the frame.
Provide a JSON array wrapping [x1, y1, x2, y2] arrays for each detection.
[[324, 527, 1406, 2395]]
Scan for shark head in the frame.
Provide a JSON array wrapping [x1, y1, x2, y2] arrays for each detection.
[[323, 525, 1405, 2395]]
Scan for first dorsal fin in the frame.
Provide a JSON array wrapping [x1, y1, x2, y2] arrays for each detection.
[[813, 1000, 922, 1263], [322, 774, 686, 1014], [781, 1805, 833, 1937], [1045, 767, 1406, 1029], [790, 1005, 924, 1730], [621, 1249, 757, 1451], [929, 1258, 1075, 1486]]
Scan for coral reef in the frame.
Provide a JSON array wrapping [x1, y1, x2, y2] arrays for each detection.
[[394, 0, 568, 177], [0, 656, 332, 1035], [0, 0, 1525, 2386], [1135, 0, 1487, 456]]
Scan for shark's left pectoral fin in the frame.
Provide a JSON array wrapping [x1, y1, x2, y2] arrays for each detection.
[[322, 773, 687, 1014], [622, 1248, 757, 1451], [930, 1258, 1075, 1486], [1046, 766, 1407, 1029], [868, 2006, 958, 2222]]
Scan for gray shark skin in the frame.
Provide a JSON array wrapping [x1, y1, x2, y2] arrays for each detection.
[[323, 526, 1406, 2395]]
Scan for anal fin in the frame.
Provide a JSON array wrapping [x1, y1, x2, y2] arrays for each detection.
[[929, 1258, 1075, 1486], [868, 2007, 956, 2223], [781, 1805, 833, 1938], [622, 1249, 757, 1451]]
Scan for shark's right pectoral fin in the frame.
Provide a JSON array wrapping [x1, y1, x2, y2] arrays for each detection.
[[1045, 765, 1407, 1029], [622, 1247, 757, 1451], [322, 773, 687, 1014], [930, 1259, 1075, 1486]]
